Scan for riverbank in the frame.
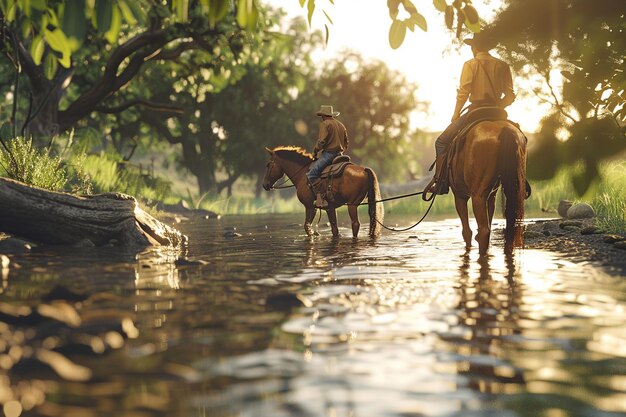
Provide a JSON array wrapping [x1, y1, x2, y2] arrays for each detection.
[[523, 218, 626, 275]]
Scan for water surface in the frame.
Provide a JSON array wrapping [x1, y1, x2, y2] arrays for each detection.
[[2, 213, 626, 417]]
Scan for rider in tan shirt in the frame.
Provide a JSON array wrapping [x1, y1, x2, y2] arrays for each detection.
[[307, 105, 349, 208], [428, 33, 516, 194]]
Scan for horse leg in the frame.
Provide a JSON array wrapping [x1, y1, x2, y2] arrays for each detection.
[[304, 206, 318, 237], [348, 205, 360, 238], [471, 195, 491, 255], [454, 196, 472, 248], [488, 190, 497, 226], [327, 207, 340, 237]]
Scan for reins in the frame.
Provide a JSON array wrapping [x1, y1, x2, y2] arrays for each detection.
[[266, 155, 442, 233]]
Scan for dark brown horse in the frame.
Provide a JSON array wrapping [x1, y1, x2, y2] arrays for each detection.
[[262, 146, 384, 238], [447, 121, 527, 255]]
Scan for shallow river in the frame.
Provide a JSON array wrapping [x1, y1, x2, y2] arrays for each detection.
[[2, 213, 626, 417]]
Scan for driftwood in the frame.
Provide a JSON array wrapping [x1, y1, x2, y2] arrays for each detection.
[[0, 178, 186, 248]]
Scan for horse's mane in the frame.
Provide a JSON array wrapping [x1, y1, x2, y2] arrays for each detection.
[[272, 146, 314, 165]]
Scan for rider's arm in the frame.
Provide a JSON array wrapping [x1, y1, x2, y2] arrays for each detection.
[[453, 62, 472, 121], [314, 120, 330, 155], [500, 64, 516, 108]]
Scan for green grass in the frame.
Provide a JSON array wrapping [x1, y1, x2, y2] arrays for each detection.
[[0, 137, 67, 191], [192, 162, 626, 234]]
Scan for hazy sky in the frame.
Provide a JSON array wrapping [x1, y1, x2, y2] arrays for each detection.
[[270, 0, 551, 133]]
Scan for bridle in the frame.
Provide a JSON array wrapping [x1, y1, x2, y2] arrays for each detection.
[[265, 158, 310, 190]]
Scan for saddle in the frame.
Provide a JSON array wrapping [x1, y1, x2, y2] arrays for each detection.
[[455, 107, 509, 141], [319, 155, 352, 180], [311, 155, 353, 204]]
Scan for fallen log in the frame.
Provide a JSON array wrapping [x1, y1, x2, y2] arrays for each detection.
[[0, 178, 187, 248]]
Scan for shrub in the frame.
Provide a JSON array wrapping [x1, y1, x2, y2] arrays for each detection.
[[0, 137, 67, 191]]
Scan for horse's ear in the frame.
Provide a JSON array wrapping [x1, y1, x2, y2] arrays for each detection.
[[265, 147, 273, 155]]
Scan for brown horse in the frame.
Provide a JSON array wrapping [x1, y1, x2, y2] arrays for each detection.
[[262, 146, 384, 238], [446, 121, 527, 255]]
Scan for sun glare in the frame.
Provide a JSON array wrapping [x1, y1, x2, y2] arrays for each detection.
[[273, 0, 554, 134]]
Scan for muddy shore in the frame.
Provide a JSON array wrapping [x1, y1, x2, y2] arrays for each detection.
[[523, 218, 626, 275]]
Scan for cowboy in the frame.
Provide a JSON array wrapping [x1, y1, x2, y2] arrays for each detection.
[[306, 105, 349, 209], [427, 32, 516, 194]]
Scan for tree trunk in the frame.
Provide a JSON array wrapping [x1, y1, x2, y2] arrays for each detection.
[[0, 178, 186, 248]]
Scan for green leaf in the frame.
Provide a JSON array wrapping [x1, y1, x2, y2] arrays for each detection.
[[444, 5, 454, 29], [5, 0, 16, 21], [463, 5, 478, 24], [299, 0, 305, 6], [44, 28, 71, 55], [62, 0, 86, 48], [388, 0, 400, 19], [237, 0, 258, 30], [31, 0, 46, 11], [464, 18, 480, 33], [208, 0, 229, 29], [173, 0, 189, 22], [411, 11, 427, 31], [388, 19, 406, 49], [30, 35, 45, 65], [104, 3, 121, 44], [307, 0, 315, 26], [118, 0, 137, 25], [44, 53, 58, 80], [433, 0, 446, 12], [124, 0, 147, 24], [322, 9, 332, 25], [96, 0, 113, 32]]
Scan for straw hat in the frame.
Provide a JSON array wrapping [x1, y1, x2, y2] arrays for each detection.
[[316, 105, 340, 117]]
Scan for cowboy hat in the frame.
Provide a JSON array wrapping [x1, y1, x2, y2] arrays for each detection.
[[463, 33, 495, 50], [316, 105, 340, 117]]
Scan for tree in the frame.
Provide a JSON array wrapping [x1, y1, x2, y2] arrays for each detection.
[[0, 0, 261, 138], [484, 0, 625, 194], [305, 53, 424, 182]]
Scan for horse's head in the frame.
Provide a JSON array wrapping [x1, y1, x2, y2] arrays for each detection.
[[262, 147, 284, 191]]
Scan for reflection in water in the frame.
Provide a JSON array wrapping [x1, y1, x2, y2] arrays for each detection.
[[1, 214, 626, 416]]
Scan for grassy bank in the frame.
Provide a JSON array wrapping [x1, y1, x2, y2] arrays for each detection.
[[195, 162, 626, 233]]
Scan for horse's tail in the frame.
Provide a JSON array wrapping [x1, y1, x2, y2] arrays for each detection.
[[365, 167, 384, 237], [498, 126, 525, 250]]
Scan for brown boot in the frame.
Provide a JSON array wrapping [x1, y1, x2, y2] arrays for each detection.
[[314, 193, 328, 209], [423, 154, 449, 199]]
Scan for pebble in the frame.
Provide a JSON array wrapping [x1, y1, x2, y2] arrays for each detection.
[[223, 231, 242, 238], [567, 202, 595, 219], [580, 226, 600, 235], [524, 231, 545, 240], [174, 258, 209, 267], [560, 221, 583, 229], [0, 237, 34, 254], [558, 200, 573, 218], [41, 285, 89, 302]]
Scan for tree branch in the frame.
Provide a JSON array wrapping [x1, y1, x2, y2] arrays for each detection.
[[96, 99, 184, 114]]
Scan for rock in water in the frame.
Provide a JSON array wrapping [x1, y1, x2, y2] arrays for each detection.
[[558, 200, 573, 218], [567, 203, 595, 219]]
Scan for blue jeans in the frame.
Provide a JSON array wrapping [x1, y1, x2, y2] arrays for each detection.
[[435, 112, 470, 156], [306, 150, 340, 182]]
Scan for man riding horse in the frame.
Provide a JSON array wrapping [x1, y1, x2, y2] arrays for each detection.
[[306, 105, 349, 209], [426, 32, 516, 195]]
